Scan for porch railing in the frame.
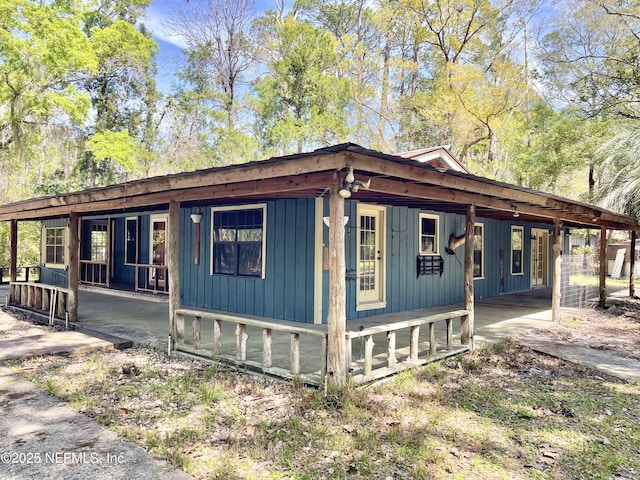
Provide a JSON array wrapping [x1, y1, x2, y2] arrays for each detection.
[[135, 264, 168, 294], [1, 266, 40, 284], [9, 281, 69, 325], [346, 309, 471, 384], [173, 308, 328, 384], [80, 260, 108, 286]]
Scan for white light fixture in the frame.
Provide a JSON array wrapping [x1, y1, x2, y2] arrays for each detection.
[[338, 183, 352, 198], [345, 166, 355, 184], [190, 213, 202, 224], [511, 205, 520, 218], [323, 216, 349, 227]]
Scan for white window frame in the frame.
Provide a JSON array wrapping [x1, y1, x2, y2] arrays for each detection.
[[418, 213, 440, 255], [356, 204, 387, 311], [210, 204, 267, 279], [511, 226, 524, 275], [473, 222, 485, 280], [42, 226, 67, 269]]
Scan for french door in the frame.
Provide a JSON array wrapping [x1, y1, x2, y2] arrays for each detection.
[[357, 205, 386, 310], [531, 229, 548, 287]]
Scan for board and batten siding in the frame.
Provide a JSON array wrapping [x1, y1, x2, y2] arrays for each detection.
[[178, 199, 317, 323], [320, 201, 560, 323], [40, 218, 69, 287]]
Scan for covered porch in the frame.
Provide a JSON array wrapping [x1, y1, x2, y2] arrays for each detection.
[[4, 286, 556, 386]]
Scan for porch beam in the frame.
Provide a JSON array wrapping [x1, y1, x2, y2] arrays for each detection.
[[348, 153, 634, 227], [327, 186, 347, 387], [0, 171, 339, 222], [364, 177, 624, 230], [461, 204, 475, 347], [10, 219, 17, 283], [630, 230, 636, 299], [67, 212, 79, 322], [599, 226, 607, 308], [552, 219, 562, 322], [168, 200, 181, 342]]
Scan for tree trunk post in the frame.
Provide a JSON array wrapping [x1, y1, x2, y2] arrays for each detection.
[[630, 230, 636, 299], [599, 226, 607, 308], [67, 212, 80, 322], [168, 201, 181, 341], [552, 218, 562, 322], [327, 186, 347, 387], [10, 219, 17, 284], [461, 204, 475, 347]]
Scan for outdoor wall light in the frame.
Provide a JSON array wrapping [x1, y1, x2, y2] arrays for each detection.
[[323, 216, 350, 227], [511, 205, 520, 218], [338, 181, 352, 198], [190, 212, 202, 224], [338, 166, 371, 197], [191, 208, 201, 265]]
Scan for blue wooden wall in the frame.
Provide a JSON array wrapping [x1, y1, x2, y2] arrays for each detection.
[[179, 199, 317, 323], [40, 218, 69, 287], [321, 201, 561, 323]]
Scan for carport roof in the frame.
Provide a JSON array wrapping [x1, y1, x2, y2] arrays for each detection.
[[0, 143, 636, 230]]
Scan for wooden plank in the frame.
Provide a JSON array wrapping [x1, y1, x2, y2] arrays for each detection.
[[21, 285, 28, 308], [263, 328, 272, 368], [193, 316, 201, 350], [168, 201, 181, 343], [429, 322, 437, 356], [462, 204, 475, 346], [599, 226, 607, 308], [364, 335, 375, 376], [327, 186, 347, 386], [409, 325, 419, 363], [174, 313, 184, 345], [446, 318, 452, 351], [57, 291, 66, 317], [67, 212, 79, 322], [290, 332, 300, 375], [387, 331, 397, 368], [552, 219, 562, 322], [213, 319, 222, 355], [236, 323, 248, 361]]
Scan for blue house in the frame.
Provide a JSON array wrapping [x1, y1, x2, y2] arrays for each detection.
[[1, 144, 637, 385]]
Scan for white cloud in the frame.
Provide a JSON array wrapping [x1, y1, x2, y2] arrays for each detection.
[[141, 0, 189, 50]]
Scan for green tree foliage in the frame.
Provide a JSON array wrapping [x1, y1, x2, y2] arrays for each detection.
[[252, 14, 349, 155]]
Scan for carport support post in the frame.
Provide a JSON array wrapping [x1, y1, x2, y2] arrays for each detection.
[[461, 204, 475, 347], [67, 212, 79, 322], [168, 200, 181, 346], [599, 226, 607, 308], [630, 230, 636, 299], [327, 186, 347, 387], [552, 219, 562, 322]]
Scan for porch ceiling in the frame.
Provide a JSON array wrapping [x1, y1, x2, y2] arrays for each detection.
[[0, 143, 636, 231]]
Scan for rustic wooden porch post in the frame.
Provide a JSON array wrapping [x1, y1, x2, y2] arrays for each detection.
[[67, 212, 79, 322], [552, 219, 562, 322], [599, 226, 607, 308], [461, 204, 475, 347], [10, 219, 17, 283], [630, 230, 636, 298], [327, 186, 347, 386], [168, 201, 181, 343]]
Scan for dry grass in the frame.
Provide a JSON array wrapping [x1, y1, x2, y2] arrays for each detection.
[[2, 308, 640, 479]]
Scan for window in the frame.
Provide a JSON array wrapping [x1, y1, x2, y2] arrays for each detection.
[[211, 205, 266, 278], [511, 226, 524, 275], [125, 217, 138, 265], [419, 213, 439, 255], [44, 227, 66, 267], [473, 223, 484, 278], [90, 224, 107, 262]]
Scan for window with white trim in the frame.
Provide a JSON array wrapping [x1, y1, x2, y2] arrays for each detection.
[[211, 205, 266, 278], [511, 226, 524, 275], [44, 227, 66, 267], [473, 223, 484, 278], [419, 213, 439, 255], [90, 224, 107, 262]]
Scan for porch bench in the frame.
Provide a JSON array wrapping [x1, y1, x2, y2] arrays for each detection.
[[173, 308, 328, 383]]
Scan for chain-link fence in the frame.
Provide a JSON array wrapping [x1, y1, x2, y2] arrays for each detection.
[[560, 254, 600, 308]]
